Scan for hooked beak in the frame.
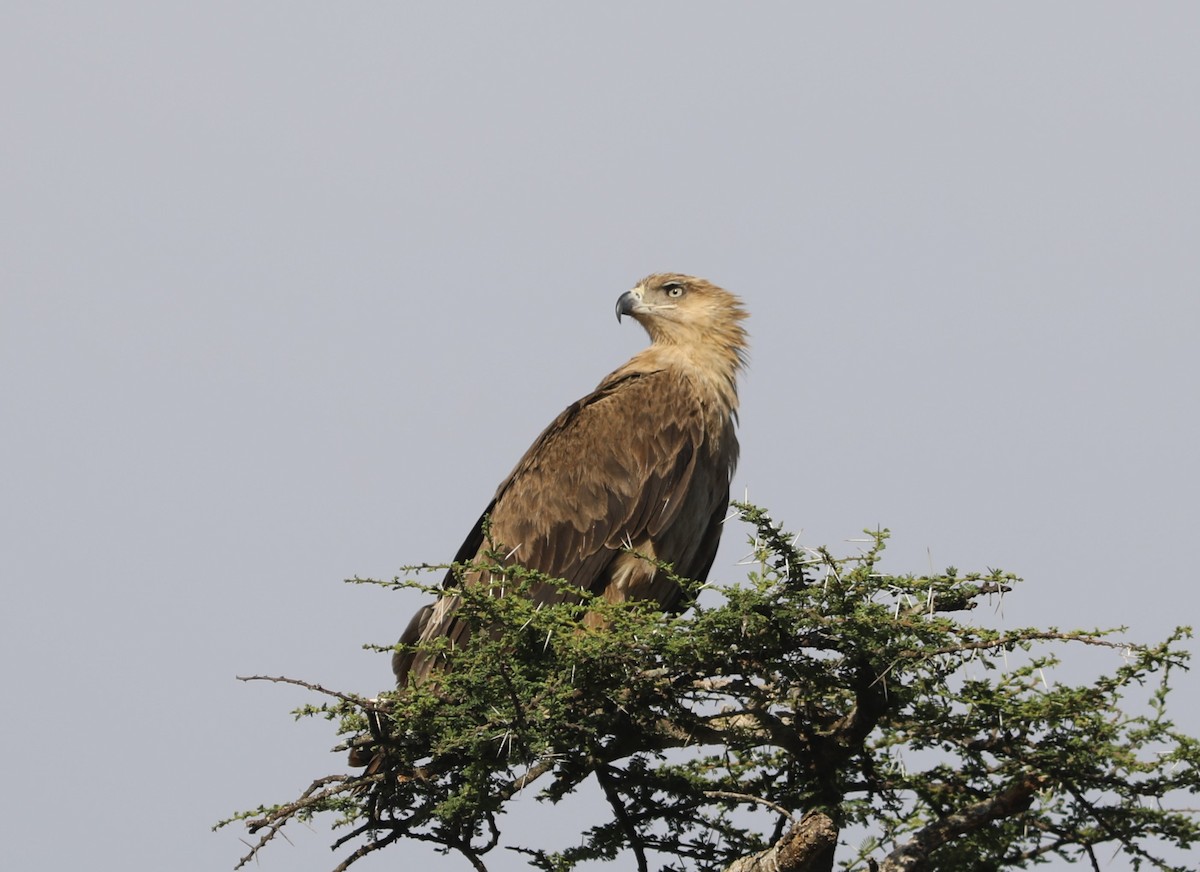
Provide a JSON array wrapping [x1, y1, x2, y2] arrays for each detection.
[[615, 289, 643, 323]]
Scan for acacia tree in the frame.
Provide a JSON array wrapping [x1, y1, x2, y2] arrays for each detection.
[[220, 503, 1200, 871]]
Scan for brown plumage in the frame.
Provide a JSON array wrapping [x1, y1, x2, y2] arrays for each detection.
[[393, 273, 748, 685]]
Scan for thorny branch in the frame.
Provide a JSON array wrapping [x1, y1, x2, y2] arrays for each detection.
[[236, 674, 388, 712], [232, 774, 367, 869], [878, 774, 1046, 872]]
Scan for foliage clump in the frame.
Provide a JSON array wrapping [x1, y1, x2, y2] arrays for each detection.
[[219, 503, 1199, 872]]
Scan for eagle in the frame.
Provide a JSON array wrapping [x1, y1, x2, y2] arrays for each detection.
[[393, 273, 748, 686]]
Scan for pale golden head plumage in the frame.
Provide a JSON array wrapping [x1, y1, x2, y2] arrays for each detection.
[[617, 274, 747, 349], [615, 273, 748, 413]]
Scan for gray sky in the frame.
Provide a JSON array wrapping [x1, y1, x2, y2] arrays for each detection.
[[3, 4, 1198, 871]]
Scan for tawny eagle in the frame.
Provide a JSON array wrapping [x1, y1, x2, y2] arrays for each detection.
[[393, 273, 748, 685]]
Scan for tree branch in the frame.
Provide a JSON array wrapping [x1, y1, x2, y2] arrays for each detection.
[[704, 790, 798, 825], [230, 774, 365, 869], [878, 774, 1046, 872], [236, 674, 387, 711], [595, 764, 649, 872], [724, 811, 838, 872]]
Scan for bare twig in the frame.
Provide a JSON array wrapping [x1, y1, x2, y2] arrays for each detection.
[[236, 674, 387, 711], [704, 790, 797, 824], [331, 829, 405, 872]]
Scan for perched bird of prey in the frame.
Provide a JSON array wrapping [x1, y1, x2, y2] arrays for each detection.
[[393, 273, 748, 685]]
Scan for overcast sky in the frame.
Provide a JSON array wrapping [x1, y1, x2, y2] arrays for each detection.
[[3, 4, 1198, 871]]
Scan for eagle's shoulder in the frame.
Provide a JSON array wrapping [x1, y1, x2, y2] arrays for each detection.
[[478, 367, 705, 580]]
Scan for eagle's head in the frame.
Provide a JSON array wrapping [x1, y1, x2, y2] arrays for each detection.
[[616, 273, 748, 361]]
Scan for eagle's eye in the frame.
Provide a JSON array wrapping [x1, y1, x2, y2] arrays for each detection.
[[664, 283, 685, 298]]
